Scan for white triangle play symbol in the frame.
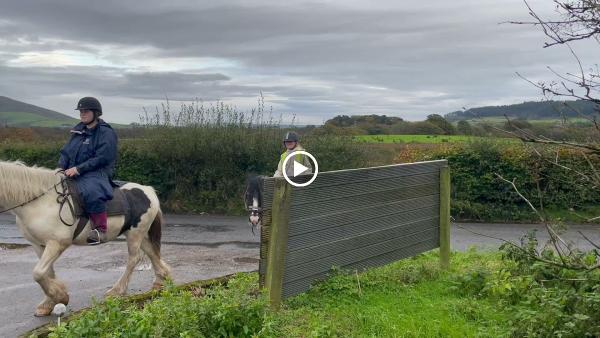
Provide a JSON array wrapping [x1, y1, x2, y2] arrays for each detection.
[[293, 160, 309, 177]]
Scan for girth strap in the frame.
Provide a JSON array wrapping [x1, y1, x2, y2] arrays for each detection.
[[72, 216, 89, 240]]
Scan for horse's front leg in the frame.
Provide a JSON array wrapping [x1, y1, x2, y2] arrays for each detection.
[[31, 243, 58, 316], [32, 240, 69, 317]]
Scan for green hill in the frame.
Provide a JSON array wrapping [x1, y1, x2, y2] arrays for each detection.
[[0, 96, 78, 127], [444, 100, 597, 122]]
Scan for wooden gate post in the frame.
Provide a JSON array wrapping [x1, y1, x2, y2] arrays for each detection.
[[439, 165, 451, 269], [264, 178, 292, 309]]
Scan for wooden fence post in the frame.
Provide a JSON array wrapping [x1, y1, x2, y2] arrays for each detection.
[[264, 178, 292, 309], [439, 165, 451, 269]]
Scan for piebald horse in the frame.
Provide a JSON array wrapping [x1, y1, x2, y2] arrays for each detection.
[[0, 161, 171, 317]]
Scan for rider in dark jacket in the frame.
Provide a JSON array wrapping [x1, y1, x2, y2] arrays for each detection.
[[59, 97, 118, 244]]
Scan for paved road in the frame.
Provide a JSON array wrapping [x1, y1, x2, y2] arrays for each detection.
[[0, 213, 260, 338], [1, 213, 599, 337], [452, 222, 600, 251]]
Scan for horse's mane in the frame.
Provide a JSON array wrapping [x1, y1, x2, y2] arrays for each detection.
[[0, 161, 61, 204]]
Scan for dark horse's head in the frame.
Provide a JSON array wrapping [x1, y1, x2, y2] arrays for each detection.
[[244, 175, 264, 231]]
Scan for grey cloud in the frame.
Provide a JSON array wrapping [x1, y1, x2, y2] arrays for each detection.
[[0, 64, 283, 111], [0, 0, 596, 123], [1, 1, 433, 46], [105, 72, 233, 100]]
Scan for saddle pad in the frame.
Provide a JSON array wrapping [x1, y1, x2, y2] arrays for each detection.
[[66, 179, 153, 238], [107, 189, 130, 216], [66, 179, 130, 217]]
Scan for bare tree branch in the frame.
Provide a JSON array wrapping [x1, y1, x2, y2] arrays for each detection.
[[494, 173, 574, 261], [578, 230, 600, 250], [511, 0, 600, 47], [454, 222, 591, 270]]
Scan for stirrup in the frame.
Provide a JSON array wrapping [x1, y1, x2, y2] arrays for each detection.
[[87, 229, 107, 245]]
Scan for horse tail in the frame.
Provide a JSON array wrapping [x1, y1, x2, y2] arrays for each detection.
[[149, 209, 163, 254]]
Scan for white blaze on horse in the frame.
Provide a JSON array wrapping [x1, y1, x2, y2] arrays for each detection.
[[244, 175, 264, 234], [0, 161, 171, 317]]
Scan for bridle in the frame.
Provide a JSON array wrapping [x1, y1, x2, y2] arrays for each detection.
[[248, 206, 263, 236]]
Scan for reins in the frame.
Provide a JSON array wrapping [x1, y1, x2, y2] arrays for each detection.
[[54, 175, 77, 226]]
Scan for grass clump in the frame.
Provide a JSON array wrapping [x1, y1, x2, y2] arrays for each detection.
[[452, 236, 600, 338], [46, 274, 273, 338], [272, 251, 511, 338]]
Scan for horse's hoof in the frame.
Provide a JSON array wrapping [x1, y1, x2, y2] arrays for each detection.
[[152, 282, 163, 290], [105, 288, 125, 297], [57, 294, 69, 306], [34, 307, 52, 317]]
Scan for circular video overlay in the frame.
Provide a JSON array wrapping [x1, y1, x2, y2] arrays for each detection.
[[281, 150, 319, 187]]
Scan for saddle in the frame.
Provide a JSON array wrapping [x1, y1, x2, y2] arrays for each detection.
[[64, 179, 136, 240]]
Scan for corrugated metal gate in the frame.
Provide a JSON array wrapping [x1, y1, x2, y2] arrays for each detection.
[[259, 159, 450, 307]]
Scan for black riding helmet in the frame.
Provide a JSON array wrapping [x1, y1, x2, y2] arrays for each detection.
[[283, 131, 299, 143], [75, 97, 102, 116]]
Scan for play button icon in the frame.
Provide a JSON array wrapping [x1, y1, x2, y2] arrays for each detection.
[[282, 150, 319, 187], [293, 160, 310, 177]]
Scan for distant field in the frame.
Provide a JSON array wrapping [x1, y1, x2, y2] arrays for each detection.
[[353, 134, 511, 144], [0, 111, 77, 127], [462, 117, 592, 126]]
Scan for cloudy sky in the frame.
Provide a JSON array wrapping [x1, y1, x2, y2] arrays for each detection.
[[1, 0, 597, 124]]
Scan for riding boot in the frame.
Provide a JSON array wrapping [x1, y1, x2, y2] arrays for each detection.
[[87, 212, 108, 245]]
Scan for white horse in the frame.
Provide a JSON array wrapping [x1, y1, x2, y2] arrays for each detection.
[[0, 161, 171, 316]]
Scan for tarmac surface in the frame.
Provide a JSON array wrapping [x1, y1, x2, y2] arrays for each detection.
[[0, 213, 260, 337], [1, 212, 599, 337]]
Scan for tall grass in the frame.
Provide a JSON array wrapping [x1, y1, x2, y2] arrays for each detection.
[[132, 97, 283, 213], [129, 97, 368, 213]]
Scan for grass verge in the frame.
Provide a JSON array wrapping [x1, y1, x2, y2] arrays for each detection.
[[30, 251, 515, 338], [274, 250, 510, 337]]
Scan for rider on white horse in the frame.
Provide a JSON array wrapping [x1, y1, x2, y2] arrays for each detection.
[[58, 97, 118, 245]]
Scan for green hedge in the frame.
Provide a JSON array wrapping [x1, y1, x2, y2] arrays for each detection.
[[1, 138, 596, 221], [0, 131, 368, 215], [420, 140, 600, 222]]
